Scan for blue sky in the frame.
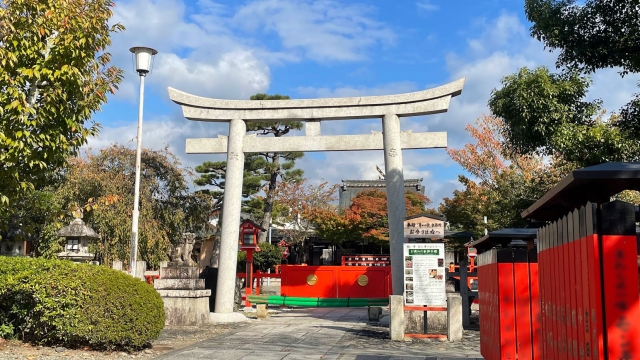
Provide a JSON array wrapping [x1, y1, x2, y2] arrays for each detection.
[[90, 0, 640, 207]]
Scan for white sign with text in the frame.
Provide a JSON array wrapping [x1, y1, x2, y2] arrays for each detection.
[[403, 216, 445, 239], [403, 242, 446, 306]]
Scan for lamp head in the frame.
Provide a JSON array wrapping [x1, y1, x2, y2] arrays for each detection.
[[129, 46, 158, 75]]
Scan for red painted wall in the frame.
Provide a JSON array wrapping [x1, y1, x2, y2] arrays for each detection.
[[280, 265, 391, 298]]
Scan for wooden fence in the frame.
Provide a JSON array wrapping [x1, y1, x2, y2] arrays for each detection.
[[537, 200, 639, 359], [477, 247, 540, 360]]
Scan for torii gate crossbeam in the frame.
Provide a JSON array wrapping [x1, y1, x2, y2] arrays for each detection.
[[168, 78, 465, 321]]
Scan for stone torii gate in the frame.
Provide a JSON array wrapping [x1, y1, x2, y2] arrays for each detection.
[[168, 78, 465, 321]]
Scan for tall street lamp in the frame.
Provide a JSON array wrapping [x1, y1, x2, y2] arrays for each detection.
[[129, 46, 157, 278]]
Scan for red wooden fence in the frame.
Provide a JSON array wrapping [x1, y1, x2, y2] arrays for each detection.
[[479, 200, 640, 359], [537, 201, 640, 359]]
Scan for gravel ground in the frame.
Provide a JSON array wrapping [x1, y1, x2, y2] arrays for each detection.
[[0, 322, 250, 360]]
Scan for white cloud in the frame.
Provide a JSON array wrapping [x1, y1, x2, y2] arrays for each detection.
[[87, 113, 229, 175], [93, 7, 640, 210], [104, 0, 398, 103], [416, 1, 439, 12], [152, 51, 270, 100], [293, 12, 640, 206], [465, 13, 526, 56], [232, 0, 395, 62], [297, 81, 418, 98], [108, 0, 272, 102]]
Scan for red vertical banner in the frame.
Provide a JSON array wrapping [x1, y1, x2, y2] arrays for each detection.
[[478, 252, 489, 359], [479, 250, 501, 360], [545, 222, 558, 360], [579, 206, 593, 360], [493, 260, 498, 360], [529, 248, 541, 360], [566, 215, 578, 360], [495, 259, 499, 360], [515, 249, 533, 360], [560, 216, 573, 360], [586, 203, 604, 360], [539, 226, 548, 359], [497, 249, 516, 360], [571, 209, 586, 359], [551, 221, 563, 360], [599, 201, 640, 359]]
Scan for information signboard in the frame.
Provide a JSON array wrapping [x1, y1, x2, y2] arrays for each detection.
[[403, 215, 445, 239], [403, 242, 447, 306]]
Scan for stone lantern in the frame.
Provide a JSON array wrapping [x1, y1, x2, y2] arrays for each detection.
[[56, 217, 100, 263]]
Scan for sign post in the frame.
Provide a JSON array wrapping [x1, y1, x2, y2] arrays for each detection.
[[403, 214, 445, 240], [403, 242, 447, 306]]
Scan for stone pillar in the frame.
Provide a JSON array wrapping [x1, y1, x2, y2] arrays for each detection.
[[389, 295, 405, 341], [382, 113, 406, 295], [112, 260, 123, 271], [135, 260, 146, 280], [214, 118, 246, 315], [447, 293, 463, 341]]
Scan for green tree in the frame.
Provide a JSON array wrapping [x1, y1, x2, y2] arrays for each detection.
[[489, 66, 640, 167], [252, 242, 283, 272], [194, 93, 304, 242], [525, 0, 640, 75], [194, 155, 272, 213], [0, 0, 124, 206], [247, 93, 304, 242], [236, 243, 283, 273], [497, 1, 640, 163], [38, 145, 213, 269]]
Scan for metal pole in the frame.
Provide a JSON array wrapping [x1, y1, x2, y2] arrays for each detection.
[[130, 73, 146, 278]]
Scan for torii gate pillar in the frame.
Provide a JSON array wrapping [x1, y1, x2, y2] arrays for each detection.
[[168, 78, 465, 320], [382, 113, 406, 295]]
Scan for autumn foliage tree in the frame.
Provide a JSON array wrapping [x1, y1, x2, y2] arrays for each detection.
[[307, 189, 431, 246], [440, 115, 566, 238], [348, 189, 430, 243], [275, 178, 340, 246]]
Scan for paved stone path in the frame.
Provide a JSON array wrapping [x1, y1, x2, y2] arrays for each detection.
[[154, 308, 482, 360]]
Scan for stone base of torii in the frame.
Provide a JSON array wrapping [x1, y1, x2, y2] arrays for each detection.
[[168, 78, 465, 318]]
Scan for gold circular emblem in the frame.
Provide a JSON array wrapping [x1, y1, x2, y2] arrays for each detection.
[[357, 275, 369, 286], [306, 274, 318, 286]]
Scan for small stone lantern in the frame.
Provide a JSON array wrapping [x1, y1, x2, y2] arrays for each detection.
[[56, 216, 100, 263]]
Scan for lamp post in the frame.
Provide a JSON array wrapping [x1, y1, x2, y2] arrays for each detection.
[[129, 46, 157, 278]]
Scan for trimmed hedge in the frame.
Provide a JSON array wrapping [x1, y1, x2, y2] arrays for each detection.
[[0, 257, 165, 350]]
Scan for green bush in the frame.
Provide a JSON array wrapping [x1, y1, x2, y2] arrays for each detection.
[[236, 243, 282, 273], [253, 242, 283, 272], [0, 256, 165, 350]]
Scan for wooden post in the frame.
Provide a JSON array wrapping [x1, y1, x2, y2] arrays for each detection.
[[460, 260, 469, 328], [245, 248, 254, 308], [256, 270, 261, 295]]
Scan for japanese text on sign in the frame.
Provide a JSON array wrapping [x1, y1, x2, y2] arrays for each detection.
[[403, 216, 445, 239], [403, 243, 446, 306]]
